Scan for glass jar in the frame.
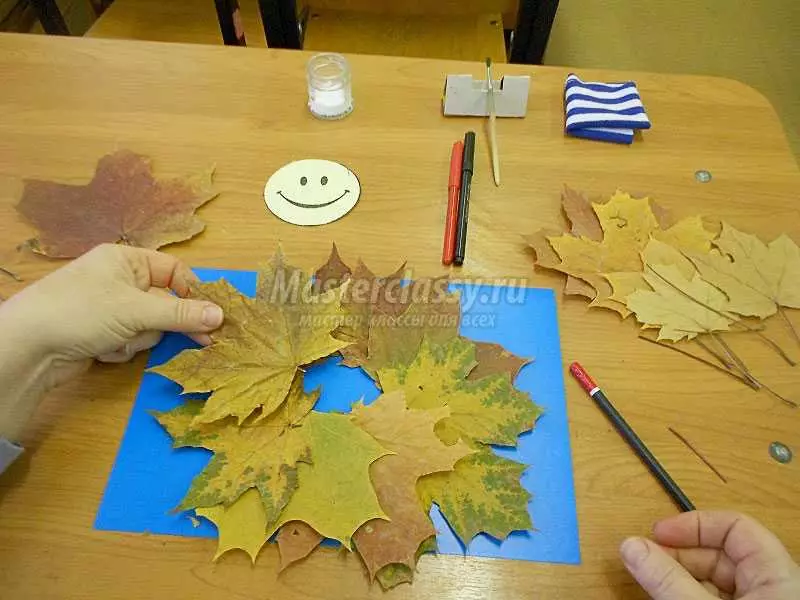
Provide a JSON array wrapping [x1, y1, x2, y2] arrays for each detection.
[[306, 53, 353, 120]]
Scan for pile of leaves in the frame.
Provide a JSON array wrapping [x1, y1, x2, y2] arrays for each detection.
[[530, 187, 800, 404], [150, 246, 541, 589]]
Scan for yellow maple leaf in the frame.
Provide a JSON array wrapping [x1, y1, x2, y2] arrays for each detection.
[[195, 488, 268, 563], [350, 391, 472, 581], [689, 222, 800, 319], [266, 411, 392, 547], [626, 264, 735, 341], [151, 374, 318, 521], [606, 237, 699, 304], [378, 337, 541, 447], [150, 251, 348, 424]]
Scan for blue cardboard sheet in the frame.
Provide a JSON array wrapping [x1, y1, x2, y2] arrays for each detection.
[[95, 268, 580, 565]]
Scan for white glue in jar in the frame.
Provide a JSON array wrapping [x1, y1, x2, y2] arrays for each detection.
[[306, 53, 353, 120]]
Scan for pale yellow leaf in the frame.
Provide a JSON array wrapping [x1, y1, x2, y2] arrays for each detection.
[[626, 264, 734, 341], [689, 222, 800, 318]]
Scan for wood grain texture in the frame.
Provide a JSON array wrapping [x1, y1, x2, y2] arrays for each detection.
[[303, 10, 507, 63], [0, 32, 799, 599]]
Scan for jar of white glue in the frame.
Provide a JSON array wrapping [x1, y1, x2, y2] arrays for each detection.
[[306, 53, 353, 120]]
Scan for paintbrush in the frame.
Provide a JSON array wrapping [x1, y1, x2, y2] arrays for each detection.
[[485, 57, 500, 187]]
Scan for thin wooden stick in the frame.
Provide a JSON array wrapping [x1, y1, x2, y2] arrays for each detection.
[[694, 336, 734, 369], [778, 306, 800, 348], [646, 265, 796, 366], [0, 266, 21, 282], [668, 427, 728, 484], [638, 335, 756, 389]]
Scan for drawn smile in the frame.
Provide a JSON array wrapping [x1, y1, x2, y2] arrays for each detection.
[[277, 189, 350, 209]]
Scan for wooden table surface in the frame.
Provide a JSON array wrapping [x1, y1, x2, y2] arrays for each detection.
[[0, 32, 798, 600]]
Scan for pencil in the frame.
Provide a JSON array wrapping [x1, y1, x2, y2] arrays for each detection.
[[485, 57, 500, 187], [569, 361, 696, 512]]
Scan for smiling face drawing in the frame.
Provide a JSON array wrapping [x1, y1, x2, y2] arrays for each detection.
[[264, 159, 361, 226]]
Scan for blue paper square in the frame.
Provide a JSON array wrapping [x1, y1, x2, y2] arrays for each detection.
[[95, 269, 580, 565]]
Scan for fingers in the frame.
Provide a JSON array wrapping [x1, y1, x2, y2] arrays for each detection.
[[654, 511, 795, 566], [132, 290, 223, 334], [116, 245, 199, 296], [660, 546, 736, 594], [620, 537, 712, 600], [98, 331, 163, 363]]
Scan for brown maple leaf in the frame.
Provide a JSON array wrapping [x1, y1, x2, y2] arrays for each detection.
[[350, 392, 472, 582], [312, 248, 461, 380], [276, 521, 324, 571], [468, 340, 531, 382], [16, 150, 217, 258]]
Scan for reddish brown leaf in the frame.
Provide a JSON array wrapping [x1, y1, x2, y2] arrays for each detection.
[[313, 243, 351, 292], [276, 521, 323, 571], [468, 340, 531, 382], [562, 185, 602, 241], [16, 150, 217, 258]]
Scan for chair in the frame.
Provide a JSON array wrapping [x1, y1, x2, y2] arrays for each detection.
[[60, 0, 559, 64]]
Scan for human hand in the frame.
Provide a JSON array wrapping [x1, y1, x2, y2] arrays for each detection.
[[0, 244, 223, 439], [621, 511, 800, 599]]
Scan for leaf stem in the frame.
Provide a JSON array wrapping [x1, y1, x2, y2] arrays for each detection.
[[646, 265, 796, 366], [710, 332, 760, 389], [637, 334, 754, 389], [778, 306, 800, 349], [694, 336, 733, 369], [667, 427, 727, 484]]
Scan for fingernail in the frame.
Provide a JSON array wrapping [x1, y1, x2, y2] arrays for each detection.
[[201, 304, 223, 328], [620, 537, 650, 567]]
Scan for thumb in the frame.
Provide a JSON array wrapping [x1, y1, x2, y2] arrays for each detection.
[[133, 291, 224, 334], [620, 537, 711, 600]]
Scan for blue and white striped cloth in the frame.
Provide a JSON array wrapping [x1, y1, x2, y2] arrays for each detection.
[[564, 74, 651, 144]]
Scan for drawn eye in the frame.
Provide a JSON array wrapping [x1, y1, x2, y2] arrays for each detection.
[[320, 176, 328, 186], [300, 176, 308, 185]]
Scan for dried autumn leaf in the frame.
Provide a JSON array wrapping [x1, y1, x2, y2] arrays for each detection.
[[195, 487, 268, 562], [606, 238, 698, 304], [151, 374, 318, 519], [16, 150, 217, 258], [378, 337, 541, 447], [688, 222, 800, 319], [374, 536, 437, 590], [312, 250, 462, 380], [626, 264, 734, 342], [276, 522, 324, 571], [313, 243, 352, 292], [562, 185, 602, 241], [417, 449, 532, 545], [468, 340, 531, 382], [363, 288, 461, 380], [351, 392, 472, 581], [266, 411, 391, 547], [151, 251, 347, 424]]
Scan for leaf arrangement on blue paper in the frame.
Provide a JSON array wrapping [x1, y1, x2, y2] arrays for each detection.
[[150, 246, 541, 589]]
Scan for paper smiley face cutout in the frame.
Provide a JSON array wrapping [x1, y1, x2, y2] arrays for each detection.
[[264, 159, 361, 226]]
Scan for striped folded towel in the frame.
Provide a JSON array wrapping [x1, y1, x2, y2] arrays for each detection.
[[564, 74, 651, 144]]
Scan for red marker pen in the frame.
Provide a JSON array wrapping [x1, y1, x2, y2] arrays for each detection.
[[442, 141, 463, 265]]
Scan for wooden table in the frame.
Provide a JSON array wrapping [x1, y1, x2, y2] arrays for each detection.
[[1, 32, 798, 599]]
